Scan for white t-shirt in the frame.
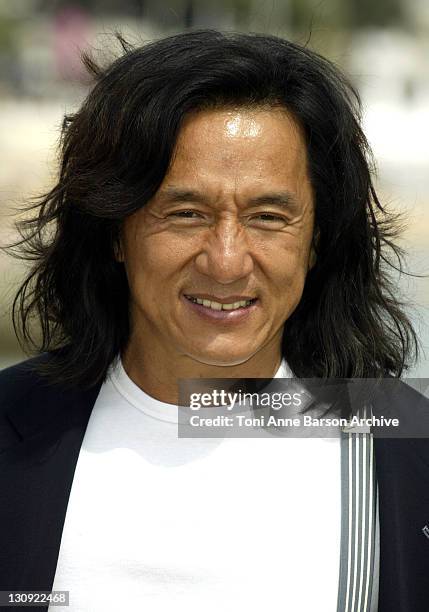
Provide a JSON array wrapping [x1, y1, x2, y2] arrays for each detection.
[[50, 358, 343, 611]]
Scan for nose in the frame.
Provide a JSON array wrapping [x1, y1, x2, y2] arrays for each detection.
[[194, 218, 254, 284]]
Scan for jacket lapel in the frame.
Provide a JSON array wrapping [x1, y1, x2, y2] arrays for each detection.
[[373, 380, 429, 612], [0, 369, 102, 593], [375, 436, 429, 612]]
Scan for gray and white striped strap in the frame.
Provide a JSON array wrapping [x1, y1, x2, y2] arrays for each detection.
[[337, 432, 379, 612]]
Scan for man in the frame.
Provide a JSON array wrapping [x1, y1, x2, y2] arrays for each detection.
[[1, 30, 428, 612]]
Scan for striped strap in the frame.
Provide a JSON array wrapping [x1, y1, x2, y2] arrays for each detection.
[[337, 432, 379, 612]]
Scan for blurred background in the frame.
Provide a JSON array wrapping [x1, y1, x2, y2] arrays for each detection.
[[0, 0, 428, 375]]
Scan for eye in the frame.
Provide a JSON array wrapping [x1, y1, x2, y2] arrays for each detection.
[[254, 214, 284, 222], [246, 212, 288, 230], [170, 210, 203, 219]]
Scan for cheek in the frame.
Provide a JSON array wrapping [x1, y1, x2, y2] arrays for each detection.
[[279, 267, 307, 300], [266, 247, 310, 308], [269, 240, 310, 280], [124, 233, 187, 298]]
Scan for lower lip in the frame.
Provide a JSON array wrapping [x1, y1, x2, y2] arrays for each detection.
[[182, 295, 259, 323]]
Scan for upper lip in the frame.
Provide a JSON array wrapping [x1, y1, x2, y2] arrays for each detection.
[[184, 294, 257, 304]]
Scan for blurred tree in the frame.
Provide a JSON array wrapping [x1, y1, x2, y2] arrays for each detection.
[[29, 0, 412, 30], [289, 0, 347, 30], [0, 16, 18, 51], [229, 0, 250, 27], [0, 15, 22, 93], [348, 0, 405, 27], [184, 0, 193, 27], [288, 0, 406, 30]]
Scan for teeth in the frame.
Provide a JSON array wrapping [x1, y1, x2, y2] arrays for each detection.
[[187, 297, 254, 310]]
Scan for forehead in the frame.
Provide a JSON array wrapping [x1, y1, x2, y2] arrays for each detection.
[[165, 106, 310, 192]]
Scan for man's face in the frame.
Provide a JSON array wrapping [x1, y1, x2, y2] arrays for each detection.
[[118, 107, 315, 368]]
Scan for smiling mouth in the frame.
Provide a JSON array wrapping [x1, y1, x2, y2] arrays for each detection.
[[184, 295, 257, 311]]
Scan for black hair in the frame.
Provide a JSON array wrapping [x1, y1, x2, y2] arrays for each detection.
[[8, 29, 418, 387]]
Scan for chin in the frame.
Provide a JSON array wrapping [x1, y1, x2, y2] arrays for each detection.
[[187, 346, 257, 368]]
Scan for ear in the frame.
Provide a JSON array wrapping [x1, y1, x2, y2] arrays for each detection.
[[114, 237, 124, 263], [308, 228, 319, 271]]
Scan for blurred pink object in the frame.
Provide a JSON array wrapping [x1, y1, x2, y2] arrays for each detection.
[[53, 5, 91, 82]]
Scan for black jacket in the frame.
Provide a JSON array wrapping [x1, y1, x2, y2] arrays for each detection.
[[1, 353, 429, 612]]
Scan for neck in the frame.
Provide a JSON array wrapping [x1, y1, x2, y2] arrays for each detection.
[[121, 335, 283, 405]]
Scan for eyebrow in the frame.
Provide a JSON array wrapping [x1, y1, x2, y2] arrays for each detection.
[[157, 188, 206, 204], [157, 187, 301, 211], [246, 193, 300, 210]]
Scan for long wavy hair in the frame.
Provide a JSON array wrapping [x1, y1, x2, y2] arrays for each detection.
[[8, 29, 418, 388]]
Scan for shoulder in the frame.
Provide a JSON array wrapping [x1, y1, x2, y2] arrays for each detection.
[[371, 377, 429, 436], [0, 353, 60, 450], [0, 353, 57, 410], [0, 350, 103, 451], [372, 378, 429, 476]]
